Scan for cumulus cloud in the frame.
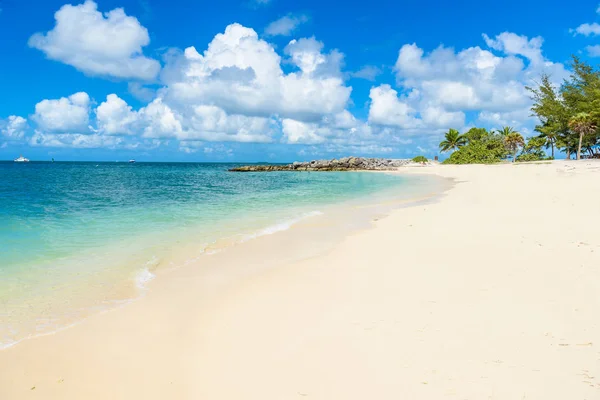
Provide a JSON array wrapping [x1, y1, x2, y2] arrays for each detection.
[[15, 20, 567, 155], [482, 32, 545, 65], [368, 85, 421, 129], [29, 0, 160, 80], [367, 32, 568, 134], [264, 14, 308, 36], [280, 110, 413, 156], [128, 82, 156, 102], [96, 94, 138, 135], [572, 22, 600, 36], [161, 24, 351, 122], [33, 92, 91, 132], [1, 116, 28, 140]]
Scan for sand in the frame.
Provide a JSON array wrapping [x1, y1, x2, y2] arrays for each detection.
[[1, 160, 600, 399]]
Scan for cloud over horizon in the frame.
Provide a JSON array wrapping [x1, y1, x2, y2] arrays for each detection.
[[0, 0, 577, 158]]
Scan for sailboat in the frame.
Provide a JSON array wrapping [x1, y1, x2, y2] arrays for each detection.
[[14, 155, 30, 163]]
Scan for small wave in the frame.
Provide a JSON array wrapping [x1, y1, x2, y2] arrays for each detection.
[[242, 211, 324, 242], [135, 256, 159, 290]]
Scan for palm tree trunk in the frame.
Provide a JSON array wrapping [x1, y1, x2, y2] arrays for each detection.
[[513, 151, 517, 163], [566, 148, 571, 159], [577, 131, 583, 160], [551, 142, 554, 159]]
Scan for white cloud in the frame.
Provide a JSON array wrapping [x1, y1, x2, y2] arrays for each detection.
[[282, 118, 326, 144], [264, 14, 308, 36], [161, 24, 351, 122], [14, 23, 568, 155], [483, 32, 545, 64], [96, 94, 138, 135], [138, 98, 184, 139], [33, 92, 91, 132], [29, 0, 160, 80], [128, 82, 156, 102], [371, 32, 568, 133], [368, 84, 421, 129], [350, 65, 382, 81], [94, 94, 274, 143], [185, 105, 273, 143], [29, 131, 124, 148], [477, 109, 532, 130], [280, 110, 411, 155], [420, 105, 465, 128], [573, 22, 600, 36], [1, 116, 28, 140], [587, 44, 600, 57]]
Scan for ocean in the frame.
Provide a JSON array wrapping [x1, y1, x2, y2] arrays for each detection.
[[0, 161, 443, 348]]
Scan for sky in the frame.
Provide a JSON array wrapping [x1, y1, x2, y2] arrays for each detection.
[[0, 0, 599, 162]]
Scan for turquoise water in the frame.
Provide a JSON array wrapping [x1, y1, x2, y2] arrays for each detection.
[[0, 161, 437, 347]]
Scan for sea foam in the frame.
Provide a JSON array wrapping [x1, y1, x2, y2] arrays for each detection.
[[135, 256, 159, 290], [242, 211, 324, 242]]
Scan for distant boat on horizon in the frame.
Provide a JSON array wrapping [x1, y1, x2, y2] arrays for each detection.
[[129, 159, 136, 163], [14, 155, 30, 163]]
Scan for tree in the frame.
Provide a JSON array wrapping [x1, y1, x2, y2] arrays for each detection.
[[562, 57, 600, 119], [497, 126, 516, 137], [504, 132, 525, 162], [536, 128, 557, 159], [527, 74, 569, 159], [568, 112, 597, 160], [463, 127, 489, 143], [516, 136, 547, 162], [561, 57, 600, 159], [439, 129, 467, 152], [443, 130, 509, 164]]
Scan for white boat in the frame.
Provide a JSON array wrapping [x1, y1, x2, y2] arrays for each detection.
[[14, 155, 29, 163], [129, 159, 136, 163]]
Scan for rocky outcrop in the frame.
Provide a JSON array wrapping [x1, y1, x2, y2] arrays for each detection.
[[229, 157, 414, 172]]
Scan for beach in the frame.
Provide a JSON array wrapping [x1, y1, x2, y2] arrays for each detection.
[[1, 160, 600, 399]]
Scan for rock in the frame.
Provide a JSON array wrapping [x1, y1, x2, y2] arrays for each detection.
[[229, 157, 412, 172]]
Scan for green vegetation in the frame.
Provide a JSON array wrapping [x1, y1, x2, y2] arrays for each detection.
[[516, 136, 548, 162], [504, 132, 526, 162], [442, 127, 511, 164], [439, 129, 467, 152], [527, 57, 600, 160], [439, 57, 600, 163], [412, 155, 428, 163]]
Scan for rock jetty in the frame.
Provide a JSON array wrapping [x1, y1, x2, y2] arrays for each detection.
[[229, 157, 413, 172]]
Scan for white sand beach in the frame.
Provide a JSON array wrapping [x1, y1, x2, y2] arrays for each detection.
[[1, 161, 600, 399]]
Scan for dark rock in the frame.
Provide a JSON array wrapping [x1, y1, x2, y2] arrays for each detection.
[[229, 157, 413, 172]]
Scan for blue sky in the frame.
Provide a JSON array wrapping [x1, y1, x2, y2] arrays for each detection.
[[0, 0, 599, 162]]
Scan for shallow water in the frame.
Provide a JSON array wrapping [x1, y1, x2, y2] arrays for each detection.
[[0, 161, 443, 347]]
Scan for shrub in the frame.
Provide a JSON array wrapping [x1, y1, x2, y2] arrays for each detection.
[[516, 152, 546, 162], [443, 134, 510, 164], [412, 155, 428, 163], [516, 136, 548, 162]]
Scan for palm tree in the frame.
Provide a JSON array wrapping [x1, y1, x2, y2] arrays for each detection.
[[536, 130, 557, 159], [497, 126, 516, 137], [504, 132, 525, 162], [439, 129, 467, 152], [568, 112, 597, 160]]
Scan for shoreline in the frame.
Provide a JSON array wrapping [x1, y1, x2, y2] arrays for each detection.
[[2, 161, 599, 399], [0, 172, 449, 350]]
